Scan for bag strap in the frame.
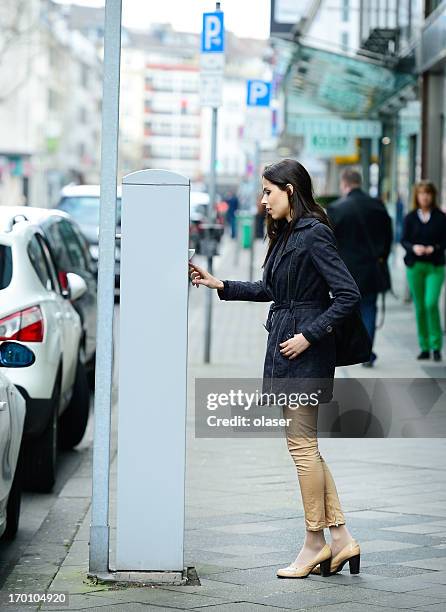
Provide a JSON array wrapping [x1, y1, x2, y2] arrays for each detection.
[[376, 292, 386, 329]]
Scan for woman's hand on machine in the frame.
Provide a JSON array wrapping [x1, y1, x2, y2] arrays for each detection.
[[188, 262, 224, 290]]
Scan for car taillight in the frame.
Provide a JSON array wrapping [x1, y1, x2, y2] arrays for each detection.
[[0, 306, 44, 342], [58, 270, 69, 292]]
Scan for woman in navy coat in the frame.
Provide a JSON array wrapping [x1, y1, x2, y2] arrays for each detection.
[[189, 159, 362, 579]]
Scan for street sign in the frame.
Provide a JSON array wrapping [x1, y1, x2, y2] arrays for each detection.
[[200, 52, 225, 72], [244, 106, 272, 142], [200, 10, 225, 108], [288, 116, 382, 138], [200, 72, 224, 107], [247, 80, 272, 107], [201, 11, 224, 53], [306, 134, 356, 158]]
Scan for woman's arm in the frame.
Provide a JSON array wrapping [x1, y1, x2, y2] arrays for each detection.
[[217, 279, 272, 302], [300, 223, 361, 344], [432, 212, 446, 253], [189, 262, 272, 302], [401, 214, 414, 253]]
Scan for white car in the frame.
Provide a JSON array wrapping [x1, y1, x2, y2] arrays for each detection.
[[57, 184, 121, 296], [0, 344, 34, 539], [0, 211, 88, 492]]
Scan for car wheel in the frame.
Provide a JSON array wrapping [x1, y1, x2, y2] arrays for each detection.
[[23, 380, 60, 493], [58, 358, 90, 450], [86, 350, 96, 390], [1, 450, 23, 540]]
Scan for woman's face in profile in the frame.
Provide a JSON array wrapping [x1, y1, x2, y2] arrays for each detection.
[[261, 178, 292, 222]]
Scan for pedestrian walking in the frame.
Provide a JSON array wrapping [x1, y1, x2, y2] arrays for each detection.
[[401, 180, 446, 361], [189, 159, 367, 579], [327, 168, 393, 367], [225, 191, 240, 239]]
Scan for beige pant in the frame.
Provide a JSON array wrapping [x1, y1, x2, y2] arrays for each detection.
[[283, 404, 345, 531]]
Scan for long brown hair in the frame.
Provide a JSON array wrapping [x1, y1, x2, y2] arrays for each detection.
[[261, 159, 331, 267], [412, 180, 438, 211]]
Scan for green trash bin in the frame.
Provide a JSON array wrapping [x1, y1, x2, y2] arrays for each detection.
[[237, 211, 254, 249]]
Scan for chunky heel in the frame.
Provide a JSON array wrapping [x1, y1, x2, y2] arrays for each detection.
[[348, 554, 360, 574], [319, 557, 332, 577]]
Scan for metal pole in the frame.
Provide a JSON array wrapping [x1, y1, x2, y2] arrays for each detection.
[[204, 107, 218, 364], [89, 0, 122, 574], [204, 1, 221, 364], [360, 138, 371, 194], [248, 140, 260, 282]]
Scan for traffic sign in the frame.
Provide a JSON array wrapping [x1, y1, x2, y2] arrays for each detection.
[[201, 11, 224, 53], [200, 72, 224, 107], [244, 106, 273, 143], [247, 80, 272, 107], [200, 10, 225, 107]]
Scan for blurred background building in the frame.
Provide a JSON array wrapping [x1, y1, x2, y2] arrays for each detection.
[[1, 0, 445, 215], [270, 0, 446, 221], [0, 0, 102, 208]]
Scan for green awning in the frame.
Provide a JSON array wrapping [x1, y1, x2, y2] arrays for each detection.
[[285, 43, 416, 119]]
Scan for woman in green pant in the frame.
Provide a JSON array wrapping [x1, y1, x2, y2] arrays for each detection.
[[401, 180, 446, 361]]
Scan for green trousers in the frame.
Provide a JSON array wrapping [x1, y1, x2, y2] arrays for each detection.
[[406, 262, 445, 351]]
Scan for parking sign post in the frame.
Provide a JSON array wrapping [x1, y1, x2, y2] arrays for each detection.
[[89, 0, 122, 576], [245, 80, 271, 283], [200, 3, 224, 364]]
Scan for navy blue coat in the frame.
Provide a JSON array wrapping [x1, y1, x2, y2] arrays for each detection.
[[327, 188, 393, 296], [217, 217, 361, 404]]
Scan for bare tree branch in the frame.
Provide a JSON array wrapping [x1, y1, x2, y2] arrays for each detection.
[[0, 0, 41, 102]]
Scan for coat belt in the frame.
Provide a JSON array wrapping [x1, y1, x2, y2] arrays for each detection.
[[263, 300, 329, 333]]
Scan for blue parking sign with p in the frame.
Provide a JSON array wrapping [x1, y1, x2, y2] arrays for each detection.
[[247, 80, 272, 107], [201, 12, 224, 53]]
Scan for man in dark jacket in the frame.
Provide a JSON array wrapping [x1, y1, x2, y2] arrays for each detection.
[[327, 168, 393, 367]]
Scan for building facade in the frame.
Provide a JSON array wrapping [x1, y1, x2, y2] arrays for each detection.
[[418, 0, 446, 207], [0, 0, 102, 208]]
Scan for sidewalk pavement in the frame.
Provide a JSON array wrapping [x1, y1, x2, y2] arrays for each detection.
[[3, 236, 446, 611]]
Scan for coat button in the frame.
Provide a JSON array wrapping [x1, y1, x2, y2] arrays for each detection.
[[326, 325, 333, 333]]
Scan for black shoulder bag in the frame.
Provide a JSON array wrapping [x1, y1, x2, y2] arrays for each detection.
[[285, 230, 372, 367], [332, 304, 372, 366]]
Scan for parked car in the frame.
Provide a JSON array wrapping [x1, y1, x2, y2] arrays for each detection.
[[189, 191, 225, 255], [0, 213, 89, 492], [57, 184, 121, 296], [0, 343, 34, 539], [1, 207, 98, 385]]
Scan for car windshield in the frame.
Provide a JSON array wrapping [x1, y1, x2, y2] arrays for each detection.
[[59, 196, 121, 226]]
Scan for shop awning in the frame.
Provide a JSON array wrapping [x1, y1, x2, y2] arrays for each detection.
[[284, 42, 416, 119]]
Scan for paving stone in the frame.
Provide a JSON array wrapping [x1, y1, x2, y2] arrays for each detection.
[[362, 563, 438, 578], [352, 590, 445, 609], [412, 584, 446, 599], [400, 557, 446, 571], [189, 605, 290, 612]]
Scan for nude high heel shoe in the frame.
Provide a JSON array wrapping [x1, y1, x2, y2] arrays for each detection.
[[310, 539, 361, 576], [276, 544, 332, 578]]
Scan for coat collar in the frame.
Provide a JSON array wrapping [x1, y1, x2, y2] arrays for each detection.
[[346, 187, 364, 198], [293, 216, 319, 229]]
